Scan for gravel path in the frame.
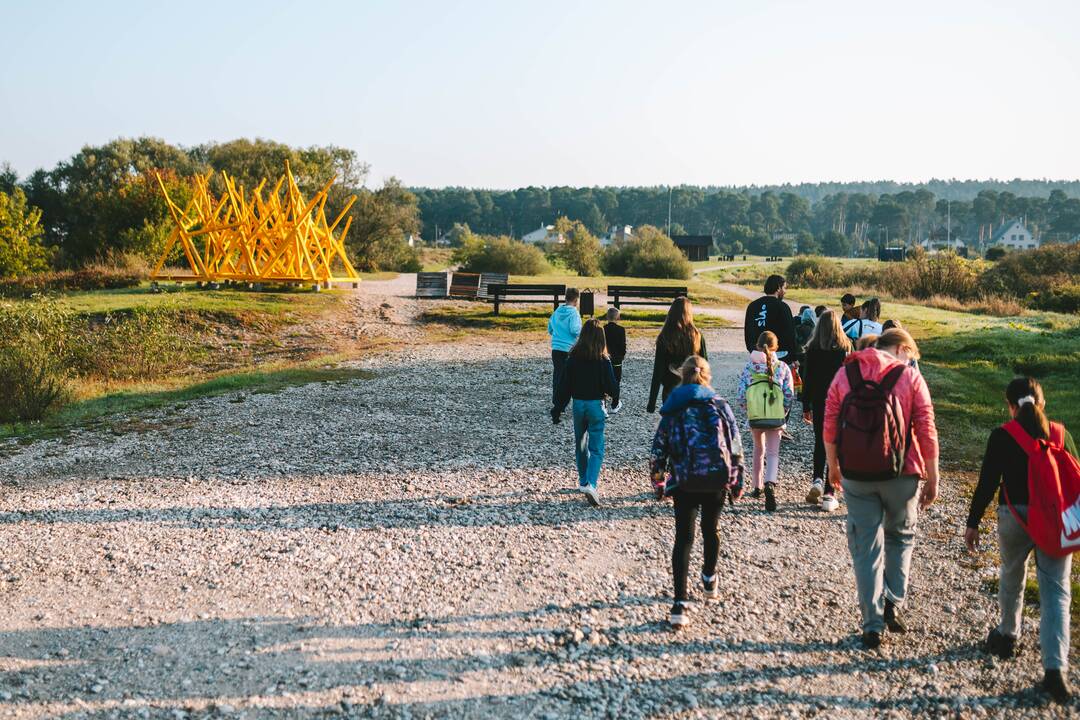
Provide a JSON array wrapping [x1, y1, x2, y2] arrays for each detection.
[[0, 307, 1076, 718]]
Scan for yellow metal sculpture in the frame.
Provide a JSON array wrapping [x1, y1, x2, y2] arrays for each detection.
[[151, 162, 359, 285]]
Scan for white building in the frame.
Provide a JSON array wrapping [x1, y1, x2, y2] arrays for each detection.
[[521, 223, 564, 244], [601, 224, 633, 247], [990, 219, 1038, 250]]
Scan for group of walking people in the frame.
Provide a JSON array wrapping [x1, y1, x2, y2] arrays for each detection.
[[546, 275, 1077, 704]]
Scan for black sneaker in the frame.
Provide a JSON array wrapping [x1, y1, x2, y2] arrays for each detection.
[[749, 487, 762, 500], [701, 573, 718, 600], [884, 599, 906, 633], [764, 483, 777, 512], [984, 627, 1018, 659], [1042, 669, 1073, 704], [861, 631, 882, 649], [669, 602, 689, 629]]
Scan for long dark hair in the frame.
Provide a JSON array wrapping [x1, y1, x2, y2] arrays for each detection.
[[656, 296, 701, 358], [569, 318, 609, 362], [1006, 376, 1049, 440]]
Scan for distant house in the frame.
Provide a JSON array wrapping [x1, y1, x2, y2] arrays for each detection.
[[919, 226, 966, 254], [990, 219, 1038, 251], [671, 235, 712, 262], [521, 223, 564, 244], [601, 224, 633, 247]]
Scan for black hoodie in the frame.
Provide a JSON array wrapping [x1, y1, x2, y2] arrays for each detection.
[[743, 295, 799, 360]]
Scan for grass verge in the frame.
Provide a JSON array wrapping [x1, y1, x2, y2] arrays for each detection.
[[418, 306, 732, 336], [511, 273, 749, 309]]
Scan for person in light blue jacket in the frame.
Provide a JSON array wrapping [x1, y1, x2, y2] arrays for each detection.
[[547, 288, 582, 403]]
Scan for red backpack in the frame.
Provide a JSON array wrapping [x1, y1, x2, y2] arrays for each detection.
[[837, 362, 908, 481], [1001, 420, 1080, 558]]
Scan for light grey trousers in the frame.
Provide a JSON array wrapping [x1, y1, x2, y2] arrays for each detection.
[[997, 505, 1072, 671], [842, 477, 919, 633]]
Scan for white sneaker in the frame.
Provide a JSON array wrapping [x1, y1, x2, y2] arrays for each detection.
[[821, 495, 839, 512], [669, 601, 690, 629], [601, 401, 609, 418], [701, 573, 719, 600], [609, 400, 624, 416], [806, 480, 824, 504], [582, 486, 600, 507]]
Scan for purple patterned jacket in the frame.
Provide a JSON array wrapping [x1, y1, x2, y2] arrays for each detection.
[[650, 384, 745, 496]]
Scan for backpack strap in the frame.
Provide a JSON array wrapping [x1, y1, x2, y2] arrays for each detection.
[[1048, 421, 1066, 449], [877, 364, 907, 394], [844, 361, 864, 389], [1002, 420, 1040, 456]]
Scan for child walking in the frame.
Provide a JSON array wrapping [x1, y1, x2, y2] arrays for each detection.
[[650, 356, 744, 628], [547, 287, 582, 404], [801, 310, 852, 511], [964, 377, 1078, 704], [737, 331, 794, 512], [552, 319, 620, 507], [604, 308, 627, 411]]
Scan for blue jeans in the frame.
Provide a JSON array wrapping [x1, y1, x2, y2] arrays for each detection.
[[572, 399, 606, 488]]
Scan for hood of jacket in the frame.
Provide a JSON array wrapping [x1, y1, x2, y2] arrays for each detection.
[[659, 383, 716, 416], [843, 347, 905, 381]]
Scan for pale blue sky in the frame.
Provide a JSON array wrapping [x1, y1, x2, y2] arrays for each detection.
[[2, 0, 1078, 187]]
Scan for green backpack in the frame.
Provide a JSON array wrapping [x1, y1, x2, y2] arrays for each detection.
[[746, 372, 786, 429]]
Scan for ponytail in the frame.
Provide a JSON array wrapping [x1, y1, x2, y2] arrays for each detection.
[[1006, 377, 1049, 440]]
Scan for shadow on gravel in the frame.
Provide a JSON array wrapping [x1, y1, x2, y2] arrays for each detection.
[[0, 491, 672, 531], [0, 608, 1054, 718]]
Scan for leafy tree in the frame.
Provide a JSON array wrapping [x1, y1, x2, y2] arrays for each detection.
[[0, 189, 53, 277], [820, 230, 851, 257], [796, 230, 820, 255], [554, 217, 602, 276], [445, 223, 473, 247], [458, 236, 550, 275], [602, 225, 690, 279], [348, 178, 422, 272]]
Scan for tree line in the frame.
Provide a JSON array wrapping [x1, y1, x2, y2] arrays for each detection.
[[415, 184, 1080, 257], [0, 137, 423, 276]]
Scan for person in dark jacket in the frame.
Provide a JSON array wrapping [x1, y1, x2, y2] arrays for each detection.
[[553, 319, 620, 506], [647, 297, 707, 413], [650, 356, 744, 629], [964, 377, 1078, 705], [800, 310, 852, 510], [604, 307, 627, 389], [743, 275, 799, 363]]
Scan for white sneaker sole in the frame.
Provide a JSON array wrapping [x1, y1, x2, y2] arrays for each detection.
[[821, 500, 839, 512], [583, 487, 600, 507], [669, 615, 688, 629]]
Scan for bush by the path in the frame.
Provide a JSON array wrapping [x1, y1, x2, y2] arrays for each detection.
[[455, 235, 551, 275], [602, 225, 691, 280], [980, 243, 1080, 313]]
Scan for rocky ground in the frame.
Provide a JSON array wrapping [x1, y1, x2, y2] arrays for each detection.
[[0, 283, 1076, 719]]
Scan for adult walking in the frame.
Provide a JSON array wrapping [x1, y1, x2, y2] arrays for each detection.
[[650, 356, 744, 628], [823, 327, 939, 649], [547, 287, 582, 404], [647, 297, 707, 413], [964, 378, 1077, 704], [801, 310, 852, 511], [743, 274, 799, 363]]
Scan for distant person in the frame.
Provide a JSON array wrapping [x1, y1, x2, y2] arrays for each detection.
[[965, 378, 1077, 704], [801, 310, 852, 512], [552, 319, 619, 507], [647, 297, 707, 413], [737, 331, 794, 512], [604, 308, 627, 394], [824, 327, 939, 649], [743, 275, 800, 364], [547, 287, 582, 404], [650, 356, 744, 629], [814, 305, 827, 318], [860, 298, 884, 336], [841, 293, 860, 323], [794, 306, 816, 347]]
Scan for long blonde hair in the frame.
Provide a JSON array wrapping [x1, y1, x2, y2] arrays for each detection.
[[657, 297, 702, 359], [875, 327, 920, 360], [679, 355, 711, 386], [756, 331, 778, 383], [806, 310, 853, 353]]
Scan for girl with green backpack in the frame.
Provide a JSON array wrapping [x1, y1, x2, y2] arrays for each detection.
[[737, 331, 795, 512]]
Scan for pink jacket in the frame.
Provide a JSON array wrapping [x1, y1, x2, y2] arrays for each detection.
[[823, 348, 939, 479]]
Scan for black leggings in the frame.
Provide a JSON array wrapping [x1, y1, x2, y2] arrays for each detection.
[[672, 490, 722, 602], [811, 400, 826, 481]]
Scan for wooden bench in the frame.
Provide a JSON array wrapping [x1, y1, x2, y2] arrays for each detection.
[[448, 272, 481, 298], [487, 283, 566, 315], [607, 285, 688, 309], [415, 272, 448, 298], [477, 272, 509, 300]]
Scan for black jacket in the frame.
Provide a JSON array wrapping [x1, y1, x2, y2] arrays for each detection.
[[743, 296, 799, 361], [553, 358, 619, 416], [647, 336, 708, 412], [801, 347, 847, 410], [604, 322, 626, 364], [966, 424, 1078, 529]]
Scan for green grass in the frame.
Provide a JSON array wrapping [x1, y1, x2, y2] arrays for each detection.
[[420, 248, 454, 272], [787, 289, 1080, 465], [418, 306, 732, 334], [0, 362, 372, 442], [44, 283, 345, 317]]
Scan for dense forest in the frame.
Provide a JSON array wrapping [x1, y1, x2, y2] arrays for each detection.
[[414, 183, 1080, 256]]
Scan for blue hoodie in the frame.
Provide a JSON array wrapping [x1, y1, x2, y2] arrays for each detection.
[[547, 304, 582, 352]]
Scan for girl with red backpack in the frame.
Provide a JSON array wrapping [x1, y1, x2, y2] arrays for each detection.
[[650, 356, 744, 629], [823, 328, 939, 650], [964, 378, 1078, 704]]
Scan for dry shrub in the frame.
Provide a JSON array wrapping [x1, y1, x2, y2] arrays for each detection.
[[70, 307, 186, 382], [0, 301, 72, 422], [0, 267, 143, 297]]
